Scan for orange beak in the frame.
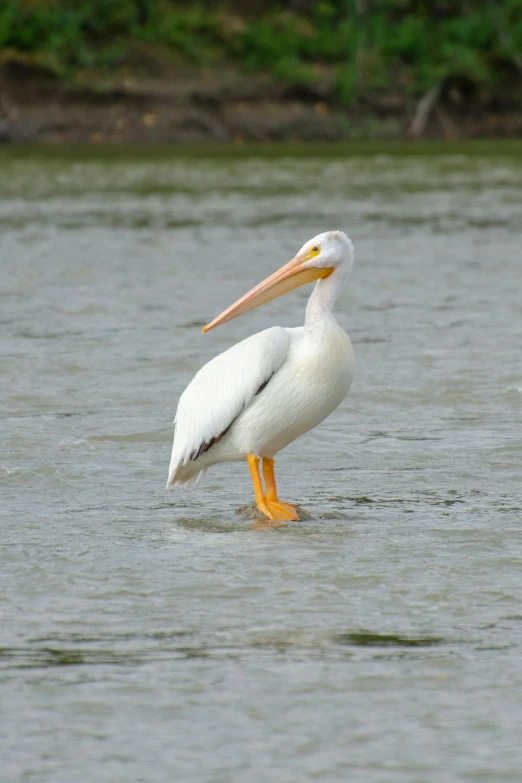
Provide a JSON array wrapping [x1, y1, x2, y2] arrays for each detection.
[[203, 256, 333, 333]]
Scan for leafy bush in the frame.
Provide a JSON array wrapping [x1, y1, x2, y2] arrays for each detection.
[[1, 0, 522, 104]]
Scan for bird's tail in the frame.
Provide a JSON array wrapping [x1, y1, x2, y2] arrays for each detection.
[[166, 462, 206, 489]]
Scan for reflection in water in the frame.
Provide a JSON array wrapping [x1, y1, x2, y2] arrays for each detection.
[[332, 632, 444, 647], [0, 630, 448, 671], [251, 517, 292, 531]]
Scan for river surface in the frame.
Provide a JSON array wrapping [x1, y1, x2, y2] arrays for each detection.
[[1, 143, 522, 782]]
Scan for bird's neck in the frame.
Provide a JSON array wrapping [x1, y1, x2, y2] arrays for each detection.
[[304, 268, 344, 338]]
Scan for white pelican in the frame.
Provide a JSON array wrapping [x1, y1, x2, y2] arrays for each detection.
[[167, 231, 355, 521]]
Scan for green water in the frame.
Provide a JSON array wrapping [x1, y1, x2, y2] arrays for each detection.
[[2, 142, 522, 782]]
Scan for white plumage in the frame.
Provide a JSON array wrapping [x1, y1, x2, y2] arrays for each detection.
[[167, 230, 355, 520], [167, 326, 289, 486]]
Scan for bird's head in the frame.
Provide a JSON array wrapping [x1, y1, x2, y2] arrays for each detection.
[[294, 230, 353, 277], [203, 230, 353, 333]]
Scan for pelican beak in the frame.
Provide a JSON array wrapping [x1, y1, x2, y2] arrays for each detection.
[[203, 256, 333, 333]]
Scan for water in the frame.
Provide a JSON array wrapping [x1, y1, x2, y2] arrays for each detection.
[[1, 143, 522, 782]]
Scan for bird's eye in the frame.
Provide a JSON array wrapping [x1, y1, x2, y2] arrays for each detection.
[[311, 245, 320, 254]]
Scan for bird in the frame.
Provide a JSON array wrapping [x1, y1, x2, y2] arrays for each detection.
[[166, 230, 355, 521]]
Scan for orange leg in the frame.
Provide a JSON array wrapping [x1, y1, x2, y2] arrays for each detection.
[[262, 458, 299, 521], [247, 454, 297, 522]]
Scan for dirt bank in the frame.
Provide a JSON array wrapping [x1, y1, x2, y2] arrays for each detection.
[[2, 54, 522, 145]]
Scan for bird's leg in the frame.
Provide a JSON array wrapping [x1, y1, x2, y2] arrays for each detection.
[[262, 458, 299, 521], [247, 454, 296, 522]]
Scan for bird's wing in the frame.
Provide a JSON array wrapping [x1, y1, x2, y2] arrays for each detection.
[[167, 326, 290, 486]]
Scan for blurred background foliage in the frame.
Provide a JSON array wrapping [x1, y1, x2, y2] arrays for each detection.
[[1, 0, 522, 105]]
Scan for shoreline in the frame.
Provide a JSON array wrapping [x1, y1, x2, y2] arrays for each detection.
[[2, 60, 522, 146], [2, 139, 522, 160]]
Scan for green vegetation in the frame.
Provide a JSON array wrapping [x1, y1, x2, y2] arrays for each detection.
[[1, 0, 522, 106]]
